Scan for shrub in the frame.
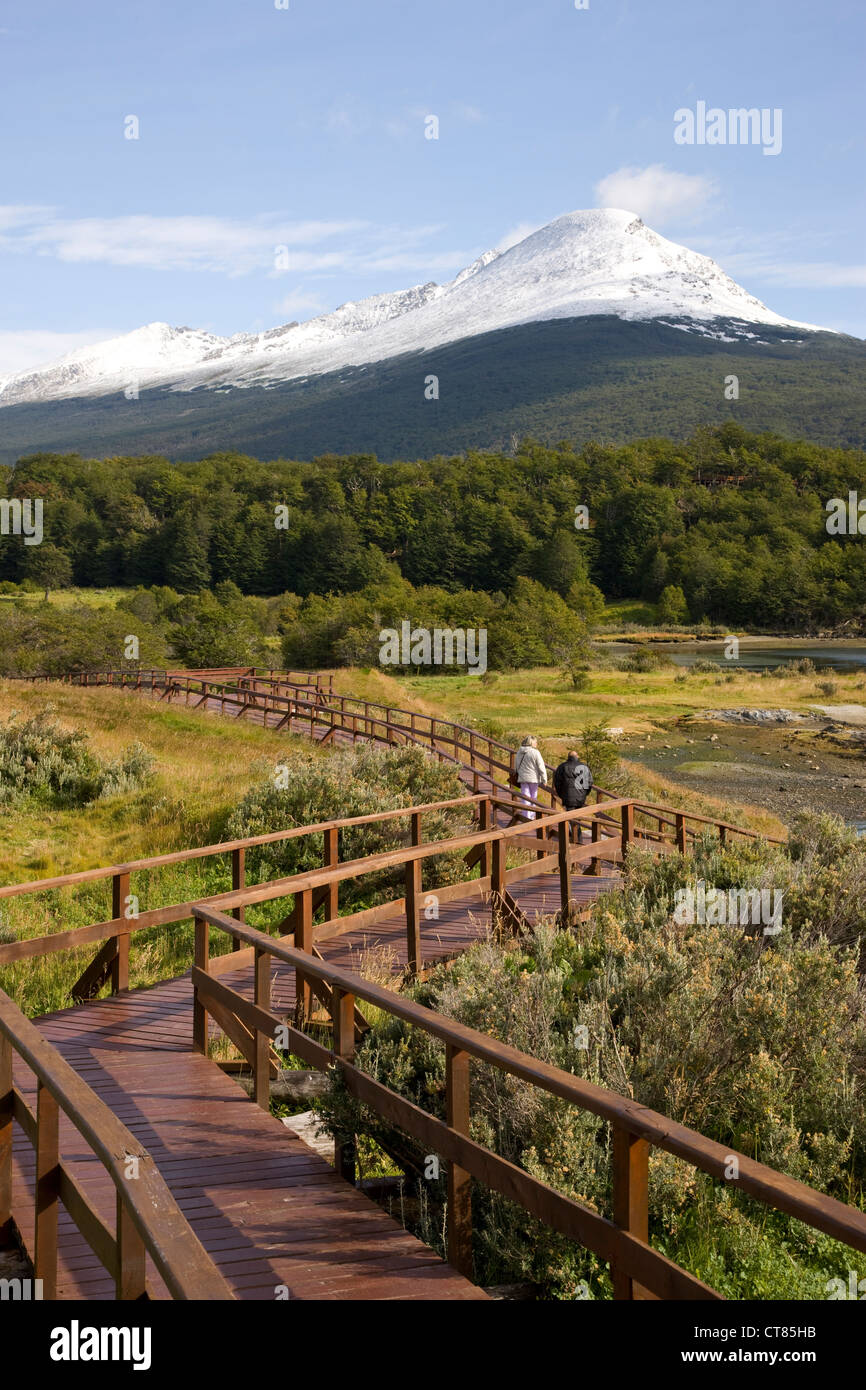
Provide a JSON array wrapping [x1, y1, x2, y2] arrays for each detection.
[[0, 708, 154, 809], [656, 584, 690, 626], [317, 818, 866, 1298], [224, 743, 470, 910], [618, 646, 671, 674]]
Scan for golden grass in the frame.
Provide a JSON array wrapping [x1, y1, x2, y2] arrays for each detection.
[[0, 586, 129, 610], [0, 679, 319, 881], [350, 663, 866, 742]]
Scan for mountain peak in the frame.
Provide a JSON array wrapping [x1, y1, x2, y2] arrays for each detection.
[[0, 210, 824, 408]]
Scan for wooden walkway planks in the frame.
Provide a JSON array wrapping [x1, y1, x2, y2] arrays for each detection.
[[32, 869, 618, 1052], [11, 864, 614, 1300], [11, 1044, 487, 1300], [11, 856, 618, 1301], [7, 677, 622, 1300]]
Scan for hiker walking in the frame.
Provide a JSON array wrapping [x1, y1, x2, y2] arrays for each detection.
[[513, 736, 547, 820], [553, 751, 594, 842]]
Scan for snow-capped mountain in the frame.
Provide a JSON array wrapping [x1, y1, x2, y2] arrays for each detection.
[[0, 209, 823, 408]]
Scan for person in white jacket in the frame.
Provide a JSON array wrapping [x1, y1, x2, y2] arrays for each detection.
[[514, 736, 547, 820]]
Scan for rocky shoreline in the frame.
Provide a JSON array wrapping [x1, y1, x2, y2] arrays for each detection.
[[621, 705, 866, 827]]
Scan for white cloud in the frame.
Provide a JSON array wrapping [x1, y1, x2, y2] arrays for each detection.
[[0, 329, 118, 377], [689, 232, 866, 293], [452, 102, 484, 123], [0, 207, 472, 280], [723, 256, 866, 289], [496, 220, 544, 253], [272, 288, 329, 321], [594, 164, 718, 226], [0, 211, 367, 275]]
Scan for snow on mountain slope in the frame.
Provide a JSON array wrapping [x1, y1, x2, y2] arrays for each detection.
[[0, 209, 824, 407]]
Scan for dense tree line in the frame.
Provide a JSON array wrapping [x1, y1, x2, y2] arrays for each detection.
[[2, 423, 866, 629]]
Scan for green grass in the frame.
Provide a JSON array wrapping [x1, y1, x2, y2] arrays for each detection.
[[330, 659, 866, 837], [0, 679, 332, 1016], [0, 585, 130, 610], [365, 660, 866, 743], [598, 598, 660, 629]]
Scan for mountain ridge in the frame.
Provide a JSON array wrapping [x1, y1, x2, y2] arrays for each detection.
[[0, 208, 828, 409], [2, 315, 864, 468]]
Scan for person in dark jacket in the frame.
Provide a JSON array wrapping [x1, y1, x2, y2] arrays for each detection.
[[553, 751, 594, 842]]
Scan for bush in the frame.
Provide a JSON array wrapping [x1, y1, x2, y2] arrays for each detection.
[[224, 743, 471, 910], [656, 584, 690, 626], [618, 646, 671, 674], [0, 708, 154, 809], [317, 818, 866, 1298]]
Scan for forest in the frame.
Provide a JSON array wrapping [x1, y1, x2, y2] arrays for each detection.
[[1, 424, 865, 677]]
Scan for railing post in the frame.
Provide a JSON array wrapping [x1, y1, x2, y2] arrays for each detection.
[[479, 797, 491, 879], [332, 985, 356, 1183], [446, 1044, 473, 1279], [253, 947, 270, 1111], [116, 1192, 146, 1299], [323, 827, 339, 921], [490, 835, 505, 928], [405, 855, 422, 975], [621, 803, 634, 860], [611, 1125, 651, 1300], [193, 914, 209, 1056], [35, 1081, 59, 1300], [557, 819, 571, 918], [589, 817, 601, 876], [675, 813, 687, 854], [231, 847, 246, 952], [293, 889, 313, 1022], [410, 810, 421, 847], [111, 871, 130, 992], [0, 1032, 11, 1242], [719, 824, 727, 847]]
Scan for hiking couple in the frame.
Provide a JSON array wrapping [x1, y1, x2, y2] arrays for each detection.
[[513, 737, 593, 839]]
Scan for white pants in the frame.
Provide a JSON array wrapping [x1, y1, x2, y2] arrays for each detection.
[[519, 783, 539, 819]]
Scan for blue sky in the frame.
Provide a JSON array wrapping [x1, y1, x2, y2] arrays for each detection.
[[0, 0, 864, 374]]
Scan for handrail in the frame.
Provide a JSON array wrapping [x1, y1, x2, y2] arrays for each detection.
[[191, 903, 866, 1298], [0, 797, 627, 969], [0, 794, 484, 902], [0, 987, 234, 1300]]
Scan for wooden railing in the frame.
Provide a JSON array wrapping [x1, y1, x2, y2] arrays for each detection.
[[0, 793, 491, 978], [29, 666, 333, 696], [0, 987, 233, 1300], [189, 902, 866, 1301], [26, 668, 786, 852], [0, 785, 782, 1005]]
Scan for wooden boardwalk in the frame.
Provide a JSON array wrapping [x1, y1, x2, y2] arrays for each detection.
[[9, 850, 615, 1299], [10, 1048, 487, 1300], [9, 668, 866, 1302]]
